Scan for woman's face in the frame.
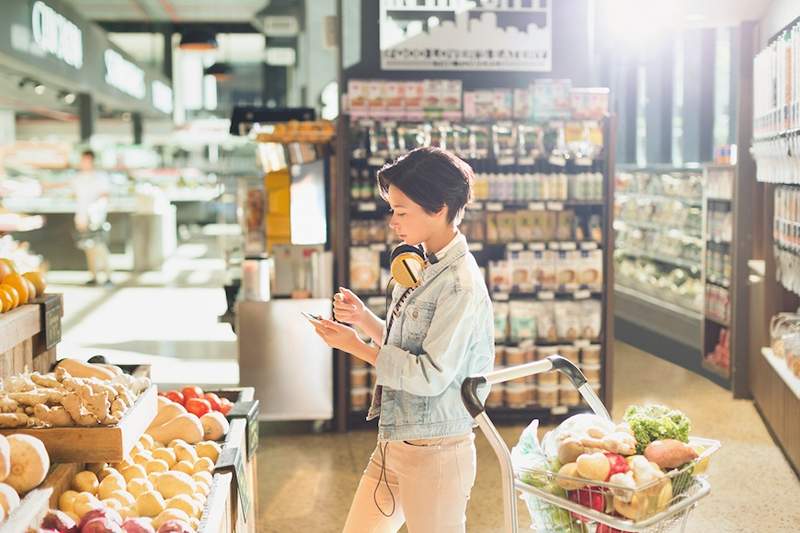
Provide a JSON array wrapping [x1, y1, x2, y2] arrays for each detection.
[[386, 185, 447, 246]]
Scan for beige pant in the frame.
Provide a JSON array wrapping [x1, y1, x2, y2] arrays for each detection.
[[342, 433, 476, 533]]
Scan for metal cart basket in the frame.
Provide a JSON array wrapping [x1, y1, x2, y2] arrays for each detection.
[[461, 355, 719, 533]]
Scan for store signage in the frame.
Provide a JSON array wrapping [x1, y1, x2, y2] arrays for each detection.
[[104, 49, 145, 99], [31, 1, 83, 69], [379, 0, 552, 71], [151, 80, 173, 114], [265, 47, 296, 66], [261, 16, 299, 37]]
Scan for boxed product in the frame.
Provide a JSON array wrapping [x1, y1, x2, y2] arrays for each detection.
[[367, 80, 387, 117], [554, 301, 581, 340], [570, 88, 610, 119], [556, 211, 575, 240], [516, 210, 537, 242], [464, 90, 495, 120], [556, 250, 579, 288], [443, 79, 463, 119], [533, 250, 557, 289], [497, 212, 517, 242], [384, 81, 405, 118], [578, 249, 603, 288], [532, 301, 557, 342], [493, 89, 513, 120], [486, 213, 500, 243], [579, 299, 602, 339], [510, 250, 536, 293], [348, 79, 369, 116], [489, 260, 512, 292], [493, 300, 510, 343], [350, 247, 380, 292], [403, 81, 425, 120], [532, 79, 572, 120], [510, 300, 537, 341], [514, 87, 533, 120]]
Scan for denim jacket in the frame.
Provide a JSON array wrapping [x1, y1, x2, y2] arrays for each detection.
[[367, 233, 494, 441]]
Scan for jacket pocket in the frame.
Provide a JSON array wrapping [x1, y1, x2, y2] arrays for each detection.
[[397, 391, 429, 425], [402, 300, 436, 350]]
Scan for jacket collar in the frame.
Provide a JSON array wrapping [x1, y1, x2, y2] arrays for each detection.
[[421, 232, 467, 283]]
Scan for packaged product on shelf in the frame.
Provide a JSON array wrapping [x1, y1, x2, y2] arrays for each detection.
[[486, 213, 500, 243], [556, 211, 575, 241], [494, 346, 506, 366], [537, 345, 559, 361], [520, 340, 537, 362], [351, 387, 369, 411], [492, 123, 517, 163], [532, 301, 557, 341], [505, 346, 525, 366], [348, 80, 369, 117], [581, 363, 602, 383], [489, 260, 512, 292], [570, 88, 610, 119], [493, 89, 513, 120], [517, 125, 544, 161], [589, 214, 603, 242], [784, 334, 800, 378], [578, 249, 603, 288], [559, 345, 580, 364], [537, 384, 560, 407], [497, 213, 517, 242], [515, 210, 536, 241], [403, 81, 425, 120], [351, 357, 369, 369], [464, 90, 492, 120], [526, 384, 537, 405], [513, 87, 533, 120], [533, 250, 557, 289], [555, 301, 581, 340], [560, 383, 581, 406], [582, 344, 602, 364], [486, 384, 505, 408], [531, 79, 572, 120], [505, 384, 529, 408], [556, 250, 578, 287], [493, 300, 510, 343], [350, 247, 380, 292], [385, 81, 405, 119], [580, 299, 603, 339], [510, 301, 537, 342], [367, 80, 387, 118], [351, 368, 370, 388], [510, 250, 535, 292]]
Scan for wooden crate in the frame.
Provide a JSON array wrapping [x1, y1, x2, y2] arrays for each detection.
[[214, 419, 257, 533], [0, 385, 158, 463], [199, 473, 235, 533], [0, 463, 81, 533], [0, 294, 62, 378]]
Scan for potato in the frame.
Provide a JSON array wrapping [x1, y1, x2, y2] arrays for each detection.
[[109, 489, 136, 508], [122, 464, 148, 483], [6, 434, 49, 493], [133, 451, 154, 466], [153, 508, 191, 530], [59, 489, 80, 513], [118, 506, 137, 520], [127, 478, 153, 499], [146, 459, 169, 474], [644, 440, 698, 470], [98, 473, 126, 500], [148, 472, 164, 486], [98, 466, 119, 481], [576, 452, 610, 482], [193, 457, 214, 474], [555, 463, 587, 490], [0, 482, 20, 514], [73, 492, 102, 518], [194, 482, 210, 498], [167, 439, 187, 450], [136, 490, 166, 517], [172, 461, 194, 476], [102, 498, 123, 511], [192, 471, 212, 486], [155, 471, 195, 499], [166, 494, 199, 518], [0, 435, 9, 482], [139, 434, 156, 451], [72, 471, 100, 494], [172, 442, 197, 464], [195, 441, 221, 463], [152, 448, 177, 469]]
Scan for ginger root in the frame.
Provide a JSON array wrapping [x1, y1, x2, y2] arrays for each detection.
[[0, 413, 28, 428], [61, 392, 98, 427], [30, 372, 62, 389], [33, 404, 73, 427], [0, 397, 18, 413]]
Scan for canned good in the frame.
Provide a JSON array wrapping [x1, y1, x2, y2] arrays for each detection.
[[537, 384, 559, 408], [486, 384, 505, 408], [581, 363, 601, 382], [537, 370, 560, 386], [520, 340, 537, 362], [505, 384, 529, 408], [560, 384, 580, 406], [559, 345, 580, 363], [505, 347, 525, 366], [581, 344, 601, 364], [351, 387, 370, 411], [537, 346, 559, 360], [350, 368, 370, 388], [494, 346, 506, 366]]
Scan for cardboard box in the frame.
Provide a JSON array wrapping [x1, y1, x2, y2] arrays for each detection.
[[348, 80, 369, 117], [532, 79, 573, 120]]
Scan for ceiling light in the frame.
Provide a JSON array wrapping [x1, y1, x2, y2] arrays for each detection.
[[33, 83, 46, 95], [204, 62, 233, 81], [63, 92, 76, 104], [122, 112, 132, 122], [179, 30, 218, 51]]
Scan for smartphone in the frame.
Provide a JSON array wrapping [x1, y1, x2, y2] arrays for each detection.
[[301, 312, 324, 323]]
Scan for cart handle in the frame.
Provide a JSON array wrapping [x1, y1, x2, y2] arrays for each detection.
[[461, 355, 586, 417]]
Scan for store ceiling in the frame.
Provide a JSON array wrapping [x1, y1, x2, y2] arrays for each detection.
[[64, 0, 267, 22]]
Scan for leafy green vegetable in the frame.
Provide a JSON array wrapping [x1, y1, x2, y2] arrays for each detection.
[[623, 404, 691, 454]]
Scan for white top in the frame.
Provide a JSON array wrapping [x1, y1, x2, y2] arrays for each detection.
[[71, 170, 110, 230]]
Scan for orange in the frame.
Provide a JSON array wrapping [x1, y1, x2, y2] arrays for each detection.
[[0, 285, 18, 310], [24, 278, 37, 300], [23, 271, 46, 296], [0, 258, 16, 273], [0, 288, 11, 312], [3, 274, 28, 304], [0, 262, 11, 280]]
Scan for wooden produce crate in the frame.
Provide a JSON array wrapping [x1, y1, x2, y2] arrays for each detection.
[[0, 385, 158, 463], [0, 463, 81, 533], [0, 294, 62, 378], [199, 473, 235, 533]]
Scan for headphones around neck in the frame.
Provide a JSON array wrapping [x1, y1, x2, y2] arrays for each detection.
[[389, 244, 439, 289]]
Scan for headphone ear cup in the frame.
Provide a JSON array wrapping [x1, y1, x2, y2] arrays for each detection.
[[390, 244, 424, 262], [390, 244, 426, 288]]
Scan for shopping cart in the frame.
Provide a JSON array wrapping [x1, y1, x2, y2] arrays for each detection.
[[461, 355, 718, 533]]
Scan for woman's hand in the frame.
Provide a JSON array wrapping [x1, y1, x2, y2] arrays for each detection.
[[312, 318, 379, 365], [333, 287, 366, 326]]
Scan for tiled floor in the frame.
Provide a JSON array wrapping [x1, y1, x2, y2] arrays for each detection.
[[53, 242, 800, 532]]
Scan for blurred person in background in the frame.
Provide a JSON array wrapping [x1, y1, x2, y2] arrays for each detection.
[[72, 150, 112, 286]]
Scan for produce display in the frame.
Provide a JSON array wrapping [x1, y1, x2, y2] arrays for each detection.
[[512, 404, 716, 531], [149, 387, 231, 445], [0, 254, 48, 314], [0, 433, 51, 524], [37, 434, 223, 533], [0, 360, 150, 429]]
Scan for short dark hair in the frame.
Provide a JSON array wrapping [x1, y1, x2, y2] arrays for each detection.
[[81, 149, 95, 160], [377, 147, 473, 223]]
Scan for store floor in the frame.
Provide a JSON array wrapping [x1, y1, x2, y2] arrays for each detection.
[[51, 242, 799, 532]]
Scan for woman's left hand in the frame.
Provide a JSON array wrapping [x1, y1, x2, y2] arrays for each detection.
[[312, 318, 363, 354]]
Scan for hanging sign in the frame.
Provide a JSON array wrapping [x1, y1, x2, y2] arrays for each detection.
[[379, 0, 552, 71], [104, 49, 146, 99], [31, 1, 83, 69]]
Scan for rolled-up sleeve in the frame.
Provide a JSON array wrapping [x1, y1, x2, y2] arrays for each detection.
[[376, 287, 477, 396]]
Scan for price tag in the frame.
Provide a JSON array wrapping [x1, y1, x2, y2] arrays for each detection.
[[368, 157, 386, 167], [234, 449, 251, 519], [547, 202, 564, 211], [497, 157, 516, 166], [573, 290, 592, 300], [508, 242, 524, 251], [493, 292, 510, 301], [549, 155, 567, 166], [538, 291, 555, 300], [486, 202, 503, 212], [468, 242, 484, 252], [560, 242, 577, 251], [467, 202, 484, 211], [580, 242, 599, 250], [551, 405, 569, 415], [518, 157, 535, 165], [369, 243, 387, 251], [574, 339, 591, 348], [528, 202, 546, 211], [548, 242, 561, 250], [528, 242, 546, 251], [576, 157, 593, 167], [358, 202, 377, 212], [359, 119, 375, 127]]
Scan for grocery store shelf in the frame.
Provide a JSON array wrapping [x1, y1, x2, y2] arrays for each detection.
[[616, 191, 703, 207], [614, 219, 703, 240], [761, 347, 800, 400], [615, 284, 702, 349], [702, 357, 731, 380], [615, 249, 701, 271], [705, 277, 730, 289], [706, 196, 733, 202], [704, 314, 730, 328]]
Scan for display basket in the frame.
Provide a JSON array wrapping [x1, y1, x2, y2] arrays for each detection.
[[461, 356, 719, 533]]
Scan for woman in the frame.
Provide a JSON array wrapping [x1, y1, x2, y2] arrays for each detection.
[[311, 146, 494, 533]]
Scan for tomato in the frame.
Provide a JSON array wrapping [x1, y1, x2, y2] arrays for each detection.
[[203, 393, 223, 412], [596, 525, 631, 533], [604, 452, 630, 480], [219, 398, 233, 415], [165, 390, 185, 405], [568, 487, 607, 522], [182, 386, 204, 403], [186, 397, 212, 417]]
